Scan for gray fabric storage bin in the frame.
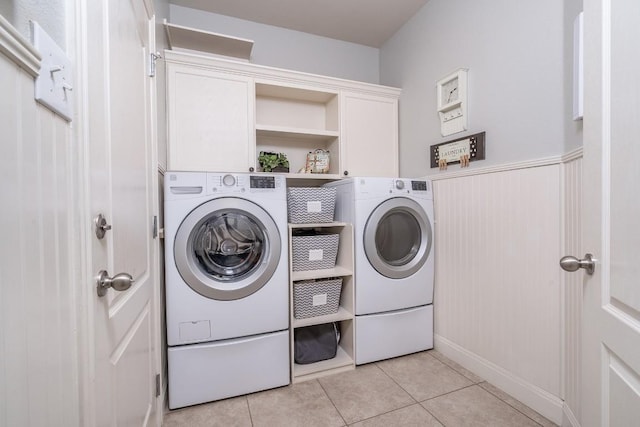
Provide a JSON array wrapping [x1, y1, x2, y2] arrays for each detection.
[[287, 187, 336, 223], [293, 278, 343, 319], [291, 234, 339, 271], [294, 323, 339, 364]]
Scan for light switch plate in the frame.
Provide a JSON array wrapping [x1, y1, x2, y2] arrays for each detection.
[[32, 21, 73, 121]]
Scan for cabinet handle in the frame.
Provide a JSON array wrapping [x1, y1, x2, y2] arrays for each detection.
[[249, 167, 255, 172], [343, 170, 349, 176]]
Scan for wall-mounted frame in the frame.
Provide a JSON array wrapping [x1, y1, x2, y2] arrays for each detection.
[[436, 69, 468, 136], [430, 132, 486, 168]]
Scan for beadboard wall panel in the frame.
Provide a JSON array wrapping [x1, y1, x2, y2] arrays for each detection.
[[432, 164, 562, 422], [562, 155, 582, 426], [0, 43, 80, 426]]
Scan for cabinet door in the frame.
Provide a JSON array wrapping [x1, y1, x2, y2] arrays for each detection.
[[341, 92, 399, 177], [167, 64, 255, 172]]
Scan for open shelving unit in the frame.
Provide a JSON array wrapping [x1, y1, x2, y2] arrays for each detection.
[[288, 222, 355, 383], [256, 83, 340, 178]]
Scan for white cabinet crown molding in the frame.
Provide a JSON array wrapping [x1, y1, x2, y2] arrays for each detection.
[[163, 50, 401, 98]]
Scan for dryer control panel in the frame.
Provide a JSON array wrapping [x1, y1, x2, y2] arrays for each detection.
[[411, 180, 429, 191], [389, 179, 431, 195]]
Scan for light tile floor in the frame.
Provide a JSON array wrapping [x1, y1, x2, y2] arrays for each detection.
[[163, 350, 557, 427]]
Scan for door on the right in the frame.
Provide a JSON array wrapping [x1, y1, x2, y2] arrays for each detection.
[[580, 0, 640, 425]]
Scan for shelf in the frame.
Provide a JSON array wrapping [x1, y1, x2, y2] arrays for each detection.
[[164, 20, 253, 60], [256, 83, 338, 103], [292, 306, 353, 329], [292, 266, 352, 281], [289, 222, 348, 229], [293, 346, 354, 381], [256, 125, 338, 142], [282, 173, 342, 180], [252, 171, 341, 180]]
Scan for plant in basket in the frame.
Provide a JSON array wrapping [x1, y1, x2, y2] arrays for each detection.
[[258, 151, 289, 173]]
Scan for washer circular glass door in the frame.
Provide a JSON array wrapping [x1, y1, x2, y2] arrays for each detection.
[[174, 198, 281, 300], [363, 197, 432, 279]]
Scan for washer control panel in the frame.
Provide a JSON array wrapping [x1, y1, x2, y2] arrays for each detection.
[[207, 173, 283, 194], [249, 176, 276, 189], [222, 174, 236, 187]]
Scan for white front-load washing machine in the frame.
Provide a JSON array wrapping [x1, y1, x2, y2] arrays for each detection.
[[164, 172, 289, 409], [325, 177, 434, 365]]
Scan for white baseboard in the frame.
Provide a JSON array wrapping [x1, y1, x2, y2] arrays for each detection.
[[435, 335, 564, 425]]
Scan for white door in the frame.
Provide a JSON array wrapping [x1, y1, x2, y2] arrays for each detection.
[[83, 0, 159, 425], [579, 0, 640, 424]]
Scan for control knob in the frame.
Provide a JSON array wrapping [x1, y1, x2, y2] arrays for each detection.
[[222, 174, 236, 187]]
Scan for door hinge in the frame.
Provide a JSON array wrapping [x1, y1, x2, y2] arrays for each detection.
[[149, 52, 162, 77], [152, 215, 158, 239], [155, 373, 161, 397]]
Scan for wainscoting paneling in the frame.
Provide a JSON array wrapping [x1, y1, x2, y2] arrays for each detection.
[[562, 155, 582, 426], [432, 164, 563, 423], [0, 34, 80, 426]]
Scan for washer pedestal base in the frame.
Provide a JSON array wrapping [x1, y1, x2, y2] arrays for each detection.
[[168, 330, 289, 409]]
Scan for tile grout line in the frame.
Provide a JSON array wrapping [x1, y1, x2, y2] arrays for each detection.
[[430, 350, 483, 384], [419, 382, 479, 403], [371, 361, 450, 426], [372, 361, 419, 404], [477, 383, 550, 427], [244, 395, 255, 427], [343, 401, 426, 426], [375, 353, 476, 403], [315, 379, 349, 426], [417, 382, 511, 427], [428, 351, 552, 426]]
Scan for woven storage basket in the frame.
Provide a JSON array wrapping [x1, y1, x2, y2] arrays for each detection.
[[291, 234, 339, 271], [287, 187, 336, 223], [293, 278, 343, 319]]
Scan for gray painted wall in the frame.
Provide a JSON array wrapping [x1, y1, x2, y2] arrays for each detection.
[[380, 0, 582, 178], [169, 5, 380, 84], [563, 0, 584, 152], [0, 0, 66, 47]]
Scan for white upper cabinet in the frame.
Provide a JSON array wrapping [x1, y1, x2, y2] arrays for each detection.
[[164, 51, 400, 177], [166, 63, 255, 172], [340, 92, 399, 178]]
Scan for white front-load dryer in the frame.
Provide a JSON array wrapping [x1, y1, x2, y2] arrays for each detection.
[[164, 172, 289, 409], [325, 177, 434, 365]]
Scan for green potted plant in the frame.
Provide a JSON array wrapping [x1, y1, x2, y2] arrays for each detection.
[[258, 151, 289, 173]]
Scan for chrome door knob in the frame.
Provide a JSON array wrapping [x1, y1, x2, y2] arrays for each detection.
[[559, 253, 595, 275], [96, 270, 135, 297]]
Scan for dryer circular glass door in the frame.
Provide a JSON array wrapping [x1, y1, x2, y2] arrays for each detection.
[[174, 198, 281, 300], [363, 197, 432, 279]]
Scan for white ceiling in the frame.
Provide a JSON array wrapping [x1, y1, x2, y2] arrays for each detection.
[[169, 0, 430, 48]]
